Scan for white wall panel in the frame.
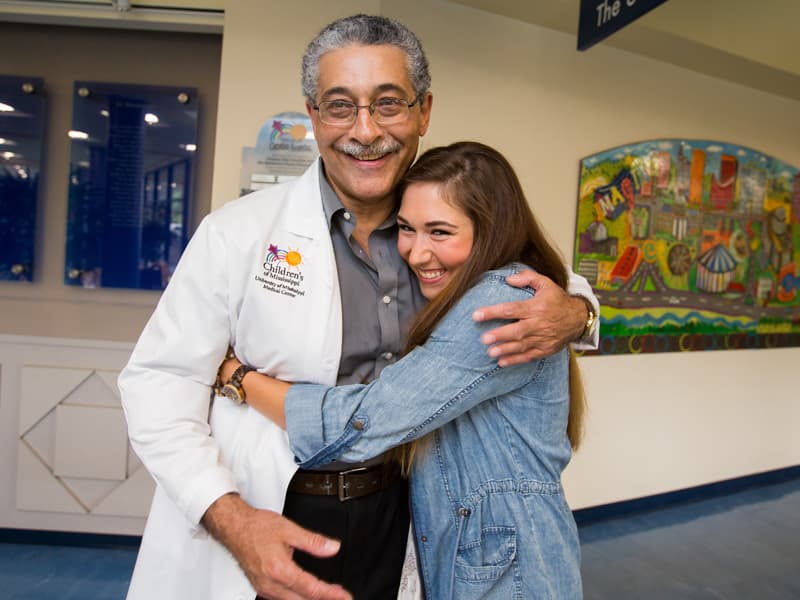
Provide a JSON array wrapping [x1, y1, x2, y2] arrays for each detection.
[[0, 335, 150, 535]]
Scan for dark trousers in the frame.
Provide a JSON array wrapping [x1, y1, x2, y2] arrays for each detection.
[[275, 476, 410, 599]]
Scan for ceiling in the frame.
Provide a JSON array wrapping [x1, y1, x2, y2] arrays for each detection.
[[450, 0, 800, 101], [1, 0, 798, 100]]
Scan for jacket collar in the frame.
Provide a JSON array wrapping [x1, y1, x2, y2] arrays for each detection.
[[285, 157, 326, 239]]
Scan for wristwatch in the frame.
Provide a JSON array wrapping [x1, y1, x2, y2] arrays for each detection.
[[580, 299, 598, 341], [220, 363, 255, 404]]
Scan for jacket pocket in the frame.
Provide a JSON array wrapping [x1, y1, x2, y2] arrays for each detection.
[[454, 525, 518, 598]]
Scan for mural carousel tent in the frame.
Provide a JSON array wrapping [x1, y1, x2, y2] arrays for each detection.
[[695, 243, 736, 293]]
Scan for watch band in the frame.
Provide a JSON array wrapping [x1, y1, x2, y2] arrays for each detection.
[[221, 363, 255, 404], [575, 296, 598, 341], [581, 302, 598, 341]]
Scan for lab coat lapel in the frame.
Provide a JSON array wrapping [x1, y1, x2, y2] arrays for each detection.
[[285, 159, 341, 385]]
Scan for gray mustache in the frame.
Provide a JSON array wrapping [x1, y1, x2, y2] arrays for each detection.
[[335, 139, 402, 159]]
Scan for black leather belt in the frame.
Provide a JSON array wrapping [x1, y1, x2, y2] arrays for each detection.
[[287, 463, 401, 502]]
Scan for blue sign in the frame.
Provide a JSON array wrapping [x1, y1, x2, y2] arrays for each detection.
[[578, 0, 670, 51], [65, 81, 198, 290], [0, 76, 45, 282]]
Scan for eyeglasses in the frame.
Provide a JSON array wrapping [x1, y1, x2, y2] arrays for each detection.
[[312, 95, 421, 126]]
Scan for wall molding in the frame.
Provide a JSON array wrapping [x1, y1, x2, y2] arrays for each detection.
[[0, 0, 223, 34]]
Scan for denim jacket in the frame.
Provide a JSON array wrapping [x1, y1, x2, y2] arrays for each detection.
[[285, 264, 582, 599]]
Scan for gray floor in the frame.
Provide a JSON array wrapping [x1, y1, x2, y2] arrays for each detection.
[[1, 476, 798, 599], [579, 477, 800, 599]]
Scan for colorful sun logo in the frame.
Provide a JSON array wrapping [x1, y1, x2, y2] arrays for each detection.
[[285, 249, 302, 267], [266, 243, 303, 269]]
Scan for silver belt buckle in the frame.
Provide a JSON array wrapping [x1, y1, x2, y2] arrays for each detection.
[[338, 466, 370, 502]]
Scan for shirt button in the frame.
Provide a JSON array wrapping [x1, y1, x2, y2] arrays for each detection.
[[457, 507, 471, 517], [343, 211, 351, 220], [420, 535, 428, 542], [382, 295, 391, 305], [382, 352, 393, 360], [353, 419, 365, 431]]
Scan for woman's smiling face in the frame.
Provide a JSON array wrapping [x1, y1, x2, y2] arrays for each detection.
[[397, 182, 474, 300]]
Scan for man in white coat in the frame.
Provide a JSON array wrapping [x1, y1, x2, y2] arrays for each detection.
[[119, 14, 599, 600]]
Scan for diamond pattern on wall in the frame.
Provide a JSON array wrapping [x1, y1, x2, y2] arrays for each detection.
[[19, 367, 90, 434], [22, 409, 57, 470], [61, 372, 121, 408], [92, 467, 154, 518], [16, 366, 154, 517], [61, 477, 122, 511], [53, 405, 128, 480], [17, 442, 85, 514]]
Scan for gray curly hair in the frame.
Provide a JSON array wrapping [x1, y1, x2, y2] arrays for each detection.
[[301, 14, 431, 103]]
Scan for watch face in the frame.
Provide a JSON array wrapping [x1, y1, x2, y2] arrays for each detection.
[[221, 383, 244, 404]]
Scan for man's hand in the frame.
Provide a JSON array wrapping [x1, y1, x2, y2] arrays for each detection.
[[472, 269, 587, 367], [203, 493, 351, 600]]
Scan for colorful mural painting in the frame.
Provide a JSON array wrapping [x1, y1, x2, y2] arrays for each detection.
[[574, 139, 800, 355]]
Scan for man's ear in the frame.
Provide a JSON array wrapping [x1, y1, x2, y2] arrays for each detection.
[[418, 92, 433, 137], [306, 101, 322, 139]]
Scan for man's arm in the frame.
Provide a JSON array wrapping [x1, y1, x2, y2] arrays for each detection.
[[119, 216, 349, 600], [472, 268, 599, 366]]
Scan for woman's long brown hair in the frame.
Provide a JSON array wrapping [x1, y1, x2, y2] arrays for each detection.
[[389, 142, 586, 474]]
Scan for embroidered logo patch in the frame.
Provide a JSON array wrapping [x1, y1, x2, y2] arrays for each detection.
[[255, 243, 306, 297]]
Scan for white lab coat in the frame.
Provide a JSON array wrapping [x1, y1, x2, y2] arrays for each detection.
[[120, 159, 352, 600]]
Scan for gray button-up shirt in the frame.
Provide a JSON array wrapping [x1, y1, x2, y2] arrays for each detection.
[[318, 163, 425, 468]]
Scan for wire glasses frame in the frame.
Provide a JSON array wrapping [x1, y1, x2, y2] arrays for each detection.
[[312, 95, 422, 126]]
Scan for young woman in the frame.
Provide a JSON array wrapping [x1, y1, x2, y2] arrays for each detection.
[[220, 141, 585, 599]]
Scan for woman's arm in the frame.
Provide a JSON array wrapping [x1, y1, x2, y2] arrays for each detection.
[[216, 273, 535, 441], [217, 358, 291, 428], [285, 271, 558, 468]]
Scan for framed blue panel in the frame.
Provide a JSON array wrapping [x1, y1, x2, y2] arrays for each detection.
[[65, 81, 197, 290], [0, 76, 45, 282]]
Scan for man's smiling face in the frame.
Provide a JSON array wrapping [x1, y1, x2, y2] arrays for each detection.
[[307, 44, 432, 211]]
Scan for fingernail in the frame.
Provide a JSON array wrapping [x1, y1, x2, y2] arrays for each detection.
[[488, 346, 500, 358], [324, 539, 340, 552], [472, 310, 484, 321], [481, 333, 495, 345]]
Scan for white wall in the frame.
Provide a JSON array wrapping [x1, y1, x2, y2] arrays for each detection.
[[213, 0, 800, 509]]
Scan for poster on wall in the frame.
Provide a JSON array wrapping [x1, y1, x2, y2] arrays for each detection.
[[239, 111, 319, 197], [573, 139, 800, 355], [0, 76, 45, 282]]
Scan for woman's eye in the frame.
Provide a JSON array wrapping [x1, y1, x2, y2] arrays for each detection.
[[398, 224, 413, 232], [431, 229, 451, 237]]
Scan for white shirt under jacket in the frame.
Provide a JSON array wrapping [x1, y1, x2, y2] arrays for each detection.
[[118, 158, 600, 600]]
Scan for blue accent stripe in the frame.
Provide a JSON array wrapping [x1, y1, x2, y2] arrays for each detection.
[[574, 465, 800, 526], [0, 529, 141, 548]]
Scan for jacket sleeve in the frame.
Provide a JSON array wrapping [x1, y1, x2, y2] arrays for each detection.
[[567, 266, 600, 350], [118, 214, 235, 531], [285, 276, 552, 467]]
